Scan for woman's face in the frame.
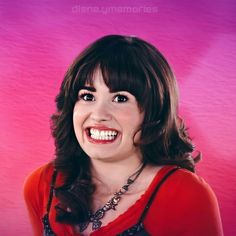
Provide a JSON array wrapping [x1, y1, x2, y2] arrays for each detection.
[[73, 70, 144, 162]]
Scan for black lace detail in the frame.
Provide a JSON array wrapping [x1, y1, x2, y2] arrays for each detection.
[[117, 222, 150, 235], [42, 169, 58, 236], [42, 214, 57, 236]]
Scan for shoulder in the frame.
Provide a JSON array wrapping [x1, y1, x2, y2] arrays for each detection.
[[23, 162, 55, 207], [168, 167, 217, 200], [146, 166, 219, 216], [145, 166, 223, 235], [156, 166, 219, 207], [24, 162, 55, 192]]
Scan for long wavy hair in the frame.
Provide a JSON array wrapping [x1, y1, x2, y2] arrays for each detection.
[[51, 35, 200, 224]]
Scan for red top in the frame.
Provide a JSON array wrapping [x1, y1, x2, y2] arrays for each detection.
[[24, 163, 223, 236]]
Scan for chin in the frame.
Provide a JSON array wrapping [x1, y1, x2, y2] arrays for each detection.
[[89, 155, 117, 162]]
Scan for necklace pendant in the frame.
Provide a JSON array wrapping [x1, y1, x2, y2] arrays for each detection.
[[115, 191, 122, 196], [122, 184, 130, 191], [111, 204, 117, 210], [112, 196, 121, 204], [85, 163, 146, 232], [127, 178, 134, 184], [92, 219, 102, 230], [93, 209, 105, 220]]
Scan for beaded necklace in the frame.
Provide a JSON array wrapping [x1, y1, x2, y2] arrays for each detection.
[[78, 163, 146, 232]]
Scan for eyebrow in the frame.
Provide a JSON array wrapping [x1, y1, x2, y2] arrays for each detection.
[[79, 86, 96, 92], [79, 86, 132, 95]]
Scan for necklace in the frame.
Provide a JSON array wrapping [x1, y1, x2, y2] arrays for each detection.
[[78, 163, 146, 232]]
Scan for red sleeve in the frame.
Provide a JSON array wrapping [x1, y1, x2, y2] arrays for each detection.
[[146, 168, 224, 236], [23, 163, 54, 236], [176, 170, 224, 236]]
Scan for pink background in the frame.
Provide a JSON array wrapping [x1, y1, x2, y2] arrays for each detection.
[[0, 0, 235, 235]]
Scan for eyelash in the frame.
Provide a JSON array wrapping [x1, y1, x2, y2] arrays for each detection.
[[113, 94, 128, 103], [78, 92, 94, 101], [78, 92, 129, 103]]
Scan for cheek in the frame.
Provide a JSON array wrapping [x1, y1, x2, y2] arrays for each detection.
[[73, 106, 84, 134], [119, 109, 144, 132], [124, 108, 144, 124], [73, 109, 79, 127], [73, 103, 87, 122], [121, 105, 142, 118]]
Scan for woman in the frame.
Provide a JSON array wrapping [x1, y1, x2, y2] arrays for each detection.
[[24, 35, 223, 236]]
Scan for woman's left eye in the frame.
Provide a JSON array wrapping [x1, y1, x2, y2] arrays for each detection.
[[113, 95, 128, 103]]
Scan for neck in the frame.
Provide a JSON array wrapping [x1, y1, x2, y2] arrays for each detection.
[[90, 156, 143, 194]]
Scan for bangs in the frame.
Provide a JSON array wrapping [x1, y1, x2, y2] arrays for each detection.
[[72, 43, 149, 107]]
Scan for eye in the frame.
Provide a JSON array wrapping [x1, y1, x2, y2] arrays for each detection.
[[113, 94, 128, 103], [79, 93, 95, 101]]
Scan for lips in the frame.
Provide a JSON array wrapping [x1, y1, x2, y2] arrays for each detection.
[[85, 127, 119, 143]]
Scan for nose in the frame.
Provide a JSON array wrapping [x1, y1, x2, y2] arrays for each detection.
[[90, 101, 112, 122]]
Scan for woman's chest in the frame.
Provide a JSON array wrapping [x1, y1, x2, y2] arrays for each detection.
[[75, 191, 146, 235]]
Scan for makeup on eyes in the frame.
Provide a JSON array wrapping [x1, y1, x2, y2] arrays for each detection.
[[112, 94, 128, 103], [78, 92, 94, 101], [78, 90, 130, 103]]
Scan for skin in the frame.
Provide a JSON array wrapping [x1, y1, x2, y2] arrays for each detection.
[[73, 70, 145, 186], [72, 70, 162, 234]]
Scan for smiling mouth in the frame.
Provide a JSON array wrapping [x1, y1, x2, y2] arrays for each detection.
[[86, 128, 118, 142]]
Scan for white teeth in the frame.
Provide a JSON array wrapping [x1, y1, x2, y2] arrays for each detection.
[[89, 128, 118, 140]]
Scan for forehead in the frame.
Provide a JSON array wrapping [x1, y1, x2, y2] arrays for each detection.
[[74, 61, 146, 101], [82, 68, 129, 93], [85, 69, 103, 85], [83, 69, 110, 91]]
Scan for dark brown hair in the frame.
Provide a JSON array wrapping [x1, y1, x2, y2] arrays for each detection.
[[51, 34, 200, 224]]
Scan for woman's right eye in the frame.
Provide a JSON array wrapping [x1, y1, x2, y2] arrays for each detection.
[[79, 93, 95, 101]]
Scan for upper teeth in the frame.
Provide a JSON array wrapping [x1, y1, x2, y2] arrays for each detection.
[[90, 128, 118, 140]]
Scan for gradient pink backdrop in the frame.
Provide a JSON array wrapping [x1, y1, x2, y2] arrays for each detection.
[[0, 0, 235, 235]]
